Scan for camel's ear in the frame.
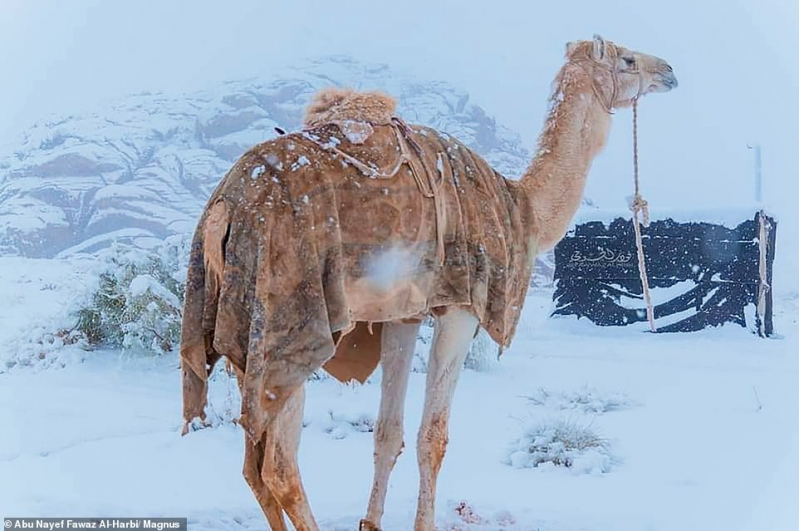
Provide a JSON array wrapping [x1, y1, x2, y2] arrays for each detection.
[[592, 34, 606, 60], [565, 41, 579, 56]]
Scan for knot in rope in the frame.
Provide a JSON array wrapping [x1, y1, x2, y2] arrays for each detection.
[[629, 194, 650, 228]]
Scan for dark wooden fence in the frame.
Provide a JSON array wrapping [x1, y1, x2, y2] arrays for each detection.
[[552, 209, 777, 336]]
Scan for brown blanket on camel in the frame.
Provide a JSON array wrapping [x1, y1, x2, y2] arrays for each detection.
[[181, 88, 537, 442]]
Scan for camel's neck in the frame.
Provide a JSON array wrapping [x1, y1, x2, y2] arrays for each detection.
[[521, 64, 613, 252]]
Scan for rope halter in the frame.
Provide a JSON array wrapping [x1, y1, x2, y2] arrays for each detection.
[[572, 49, 644, 115]]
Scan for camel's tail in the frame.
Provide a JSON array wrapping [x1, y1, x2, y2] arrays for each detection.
[[180, 199, 229, 435]]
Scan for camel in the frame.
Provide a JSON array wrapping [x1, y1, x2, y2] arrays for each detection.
[[179, 35, 677, 531]]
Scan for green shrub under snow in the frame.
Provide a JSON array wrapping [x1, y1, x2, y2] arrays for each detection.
[[75, 235, 190, 355]]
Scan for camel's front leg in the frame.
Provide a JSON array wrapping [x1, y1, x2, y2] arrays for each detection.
[[415, 308, 478, 531], [360, 320, 421, 531]]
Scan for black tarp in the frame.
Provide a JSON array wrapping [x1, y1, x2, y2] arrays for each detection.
[[552, 210, 776, 336]]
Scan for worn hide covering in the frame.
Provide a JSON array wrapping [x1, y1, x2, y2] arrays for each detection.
[[180, 89, 537, 442]]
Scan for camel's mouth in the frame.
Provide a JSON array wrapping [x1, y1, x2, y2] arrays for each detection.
[[650, 71, 678, 93]]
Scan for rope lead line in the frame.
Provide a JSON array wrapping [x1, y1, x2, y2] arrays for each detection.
[[631, 98, 657, 332]]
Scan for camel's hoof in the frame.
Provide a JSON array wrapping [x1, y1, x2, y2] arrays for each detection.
[[359, 519, 381, 531], [181, 418, 211, 436]]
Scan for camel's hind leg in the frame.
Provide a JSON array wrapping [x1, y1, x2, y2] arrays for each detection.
[[238, 364, 289, 531], [360, 320, 422, 531], [415, 307, 478, 531], [243, 438, 289, 530], [262, 384, 319, 531]]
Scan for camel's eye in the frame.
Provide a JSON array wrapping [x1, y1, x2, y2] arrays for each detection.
[[623, 56, 636, 68]]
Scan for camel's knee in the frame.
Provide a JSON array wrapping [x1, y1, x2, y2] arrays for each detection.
[[374, 419, 405, 461], [264, 475, 295, 504]]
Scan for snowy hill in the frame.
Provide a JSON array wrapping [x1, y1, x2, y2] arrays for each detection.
[[0, 56, 531, 259]]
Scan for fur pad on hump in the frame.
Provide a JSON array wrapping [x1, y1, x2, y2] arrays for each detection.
[[302, 87, 398, 129]]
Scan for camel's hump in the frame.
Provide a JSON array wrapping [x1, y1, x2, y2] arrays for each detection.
[[303, 87, 397, 129]]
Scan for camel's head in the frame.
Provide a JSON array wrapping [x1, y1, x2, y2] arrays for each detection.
[[565, 34, 678, 110]]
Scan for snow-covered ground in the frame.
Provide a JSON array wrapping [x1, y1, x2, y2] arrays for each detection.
[[2, 256, 799, 530]]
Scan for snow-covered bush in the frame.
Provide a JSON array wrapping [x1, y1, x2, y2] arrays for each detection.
[[322, 409, 376, 439], [463, 327, 499, 372], [526, 386, 637, 414], [75, 235, 191, 354], [505, 418, 614, 474], [413, 317, 436, 373], [201, 361, 243, 428], [2, 327, 88, 372]]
